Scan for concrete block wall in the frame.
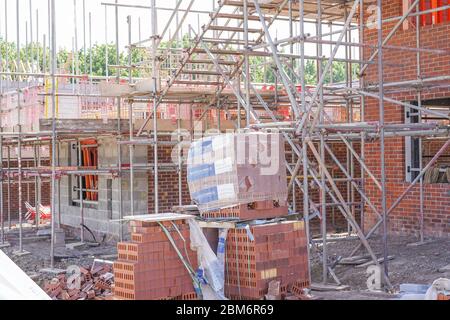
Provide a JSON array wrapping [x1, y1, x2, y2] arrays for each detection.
[[362, 0, 450, 237], [57, 136, 148, 238]]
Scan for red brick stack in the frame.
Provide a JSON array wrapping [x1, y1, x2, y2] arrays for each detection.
[[202, 200, 288, 220], [437, 293, 450, 300], [224, 220, 309, 300], [113, 220, 198, 300]]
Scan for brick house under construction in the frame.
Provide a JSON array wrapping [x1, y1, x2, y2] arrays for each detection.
[[363, 0, 450, 238], [0, 0, 448, 243]]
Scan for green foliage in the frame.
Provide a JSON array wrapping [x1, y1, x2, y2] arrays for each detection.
[[1, 37, 360, 84], [304, 60, 317, 85], [247, 56, 358, 86]]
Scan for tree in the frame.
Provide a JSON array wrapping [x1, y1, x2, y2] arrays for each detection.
[[1, 37, 359, 84]]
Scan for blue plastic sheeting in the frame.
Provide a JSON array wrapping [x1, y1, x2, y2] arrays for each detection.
[[187, 163, 216, 183], [191, 186, 219, 204], [188, 138, 213, 160]]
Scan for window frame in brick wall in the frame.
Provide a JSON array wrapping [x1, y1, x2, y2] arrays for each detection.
[[69, 139, 99, 208], [405, 98, 450, 183], [402, 0, 450, 30]]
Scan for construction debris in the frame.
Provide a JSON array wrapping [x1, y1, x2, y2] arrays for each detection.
[[355, 256, 396, 269], [43, 261, 114, 300], [310, 283, 350, 292]]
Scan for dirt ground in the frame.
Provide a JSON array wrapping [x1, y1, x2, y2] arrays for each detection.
[[1, 225, 449, 300], [1, 225, 117, 289], [309, 234, 450, 300]]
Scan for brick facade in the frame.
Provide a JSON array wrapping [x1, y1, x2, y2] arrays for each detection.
[[363, 0, 450, 237], [1, 159, 51, 221], [147, 136, 190, 213]]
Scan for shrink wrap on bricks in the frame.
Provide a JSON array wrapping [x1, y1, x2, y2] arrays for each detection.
[[187, 132, 288, 215]]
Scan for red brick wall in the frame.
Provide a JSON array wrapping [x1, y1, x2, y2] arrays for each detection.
[[1, 159, 51, 221], [147, 137, 190, 213], [362, 0, 450, 237]]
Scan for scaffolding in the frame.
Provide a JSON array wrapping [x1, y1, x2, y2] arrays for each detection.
[[0, 0, 449, 290]]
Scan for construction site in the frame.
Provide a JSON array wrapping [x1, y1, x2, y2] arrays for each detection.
[[0, 0, 449, 301]]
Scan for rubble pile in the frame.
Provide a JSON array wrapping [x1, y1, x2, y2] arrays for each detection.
[[43, 263, 114, 300]]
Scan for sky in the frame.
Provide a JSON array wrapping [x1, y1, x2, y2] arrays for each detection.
[[0, 0, 358, 58]]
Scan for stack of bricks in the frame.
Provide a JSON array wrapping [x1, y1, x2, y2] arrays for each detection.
[[202, 200, 288, 220], [113, 219, 198, 300], [437, 293, 450, 300], [224, 220, 309, 300]]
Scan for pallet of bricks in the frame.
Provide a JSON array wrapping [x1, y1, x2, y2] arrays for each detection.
[[225, 220, 309, 300], [187, 132, 310, 300], [113, 218, 199, 300]]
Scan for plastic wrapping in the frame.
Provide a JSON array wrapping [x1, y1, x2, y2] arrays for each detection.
[[187, 132, 288, 214], [188, 219, 227, 300], [424, 278, 450, 300]]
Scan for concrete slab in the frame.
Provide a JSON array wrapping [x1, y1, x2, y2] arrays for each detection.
[[39, 268, 66, 275], [65, 242, 86, 250], [99, 254, 118, 260], [406, 240, 435, 247], [310, 283, 350, 292], [0, 242, 11, 248], [438, 264, 450, 273], [27, 272, 41, 280], [12, 250, 31, 257], [36, 229, 52, 236], [399, 283, 430, 294]]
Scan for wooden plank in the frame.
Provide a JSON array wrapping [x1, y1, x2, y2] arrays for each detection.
[[339, 253, 380, 265], [172, 205, 200, 213], [355, 256, 396, 269], [197, 221, 236, 229], [339, 258, 370, 266], [310, 283, 350, 292], [121, 213, 195, 222]]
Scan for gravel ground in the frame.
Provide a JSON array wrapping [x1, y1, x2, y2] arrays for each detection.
[[309, 234, 450, 300], [1, 226, 117, 288]]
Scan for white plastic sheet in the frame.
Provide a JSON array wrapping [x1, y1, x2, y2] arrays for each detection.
[[425, 278, 450, 300], [188, 219, 227, 300], [0, 250, 51, 300]]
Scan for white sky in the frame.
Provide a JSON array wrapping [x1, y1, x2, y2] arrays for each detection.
[[0, 0, 358, 58]]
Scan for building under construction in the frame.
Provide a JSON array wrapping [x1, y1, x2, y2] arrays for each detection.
[[0, 0, 449, 301]]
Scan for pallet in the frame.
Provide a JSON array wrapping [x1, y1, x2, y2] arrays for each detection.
[[201, 200, 288, 220]]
